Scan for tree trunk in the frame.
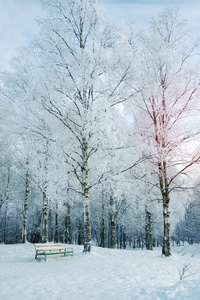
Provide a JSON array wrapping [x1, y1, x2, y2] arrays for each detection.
[[83, 187, 91, 252], [119, 225, 122, 249], [116, 224, 120, 248], [162, 200, 171, 256], [100, 200, 106, 248], [109, 195, 116, 249], [82, 142, 92, 252], [43, 192, 48, 243], [145, 208, 153, 250], [3, 201, 8, 244], [22, 162, 29, 243], [78, 219, 84, 245], [42, 140, 49, 243], [161, 161, 171, 256], [65, 202, 72, 244], [55, 201, 59, 243], [133, 237, 136, 249], [123, 227, 126, 249], [48, 200, 53, 242]]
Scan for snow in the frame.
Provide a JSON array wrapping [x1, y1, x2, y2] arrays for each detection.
[[0, 243, 200, 300]]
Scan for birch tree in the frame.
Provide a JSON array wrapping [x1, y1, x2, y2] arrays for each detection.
[[132, 9, 200, 256], [27, 0, 131, 252]]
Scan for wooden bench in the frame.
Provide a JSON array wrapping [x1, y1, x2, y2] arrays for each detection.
[[34, 243, 74, 261]]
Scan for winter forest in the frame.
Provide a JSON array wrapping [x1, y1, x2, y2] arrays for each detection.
[[1, 0, 200, 258]]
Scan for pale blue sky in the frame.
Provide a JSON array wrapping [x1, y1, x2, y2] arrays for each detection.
[[0, 0, 199, 70]]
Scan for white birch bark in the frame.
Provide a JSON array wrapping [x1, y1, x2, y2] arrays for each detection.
[[82, 142, 92, 252], [42, 192, 48, 243], [22, 160, 29, 243], [55, 201, 59, 243]]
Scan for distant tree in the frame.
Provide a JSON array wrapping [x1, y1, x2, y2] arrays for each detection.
[[175, 195, 200, 244]]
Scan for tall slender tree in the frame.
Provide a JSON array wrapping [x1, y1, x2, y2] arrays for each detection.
[[131, 9, 200, 256]]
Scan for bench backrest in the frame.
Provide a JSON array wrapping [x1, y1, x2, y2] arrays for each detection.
[[34, 243, 64, 251], [34, 243, 63, 248]]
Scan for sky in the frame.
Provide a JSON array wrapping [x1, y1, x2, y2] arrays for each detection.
[[0, 0, 200, 70]]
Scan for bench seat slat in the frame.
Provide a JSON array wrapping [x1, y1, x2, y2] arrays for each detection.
[[36, 251, 72, 255], [35, 247, 64, 251]]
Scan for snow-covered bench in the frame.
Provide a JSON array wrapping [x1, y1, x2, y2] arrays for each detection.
[[34, 243, 74, 261]]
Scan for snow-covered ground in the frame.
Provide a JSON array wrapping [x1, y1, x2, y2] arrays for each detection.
[[0, 243, 200, 300]]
